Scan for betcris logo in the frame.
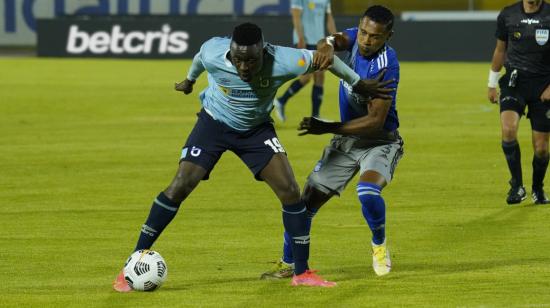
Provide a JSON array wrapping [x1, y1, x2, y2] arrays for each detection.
[[66, 24, 188, 55]]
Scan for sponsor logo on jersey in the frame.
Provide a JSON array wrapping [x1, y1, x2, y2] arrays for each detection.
[[536, 29, 549, 46], [66, 24, 189, 55], [520, 18, 540, 25], [190, 146, 202, 157], [308, 1, 315, 10]]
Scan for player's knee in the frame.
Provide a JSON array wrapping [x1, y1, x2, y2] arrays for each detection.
[[277, 181, 301, 204], [165, 173, 201, 203], [501, 125, 518, 141], [300, 74, 312, 85], [534, 146, 549, 158]]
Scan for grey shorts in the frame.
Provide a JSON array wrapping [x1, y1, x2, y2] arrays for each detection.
[[306, 133, 404, 195]]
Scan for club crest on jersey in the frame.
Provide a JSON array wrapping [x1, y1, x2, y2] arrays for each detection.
[[536, 29, 549, 46], [259, 76, 270, 88], [297, 55, 306, 67]]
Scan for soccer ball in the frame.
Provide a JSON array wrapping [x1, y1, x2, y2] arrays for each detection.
[[123, 250, 168, 291]]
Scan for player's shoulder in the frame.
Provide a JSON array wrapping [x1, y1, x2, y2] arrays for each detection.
[[268, 43, 311, 70], [202, 37, 230, 50], [200, 37, 230, 61], [378, 45, 399, 69]]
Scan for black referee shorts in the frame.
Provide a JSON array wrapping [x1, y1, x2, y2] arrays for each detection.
[[499, 71, 550, 132], [179, 109, 286, 180]]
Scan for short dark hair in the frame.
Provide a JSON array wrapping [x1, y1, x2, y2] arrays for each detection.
[[232, 23, 263, 46], [363, 5, 394, 31]]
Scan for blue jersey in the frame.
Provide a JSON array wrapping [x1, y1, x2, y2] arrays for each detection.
[[291, 0, 332, 45], [339, 27, 400, 132], [188, 37, 314, 131]]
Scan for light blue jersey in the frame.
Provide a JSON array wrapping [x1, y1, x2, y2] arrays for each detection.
[[291, 0, 332, 45], [339, 27, 400, 132], [187, 37, 314, 131]]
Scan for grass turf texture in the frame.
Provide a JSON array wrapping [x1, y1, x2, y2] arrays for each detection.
[[1, 58, 549, 307]]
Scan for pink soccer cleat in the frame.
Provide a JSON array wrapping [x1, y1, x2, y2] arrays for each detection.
[[113, 270, 132, 293], [291, 270, 337, 287]]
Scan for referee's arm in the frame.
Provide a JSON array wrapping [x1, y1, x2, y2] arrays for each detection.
[[488, 39, 506, 104]]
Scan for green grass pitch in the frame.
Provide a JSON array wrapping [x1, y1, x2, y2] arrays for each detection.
[[1, 58, 549, 307]]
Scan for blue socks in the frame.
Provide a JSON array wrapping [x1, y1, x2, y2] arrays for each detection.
[[282, 201, 310, 275], [278, 80, 303, 105], [311, 85, 323, 117], [134, 192, 181, 251], [357, 182, 386, 245]]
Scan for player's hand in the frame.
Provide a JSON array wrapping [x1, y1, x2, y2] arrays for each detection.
[[540, 84, 550, 102], [353, 69, 395, 100], [298, 117, 341, 136], [297, 37, 306, 49], [313, 43, 334, 70], [488, 87, 499, 104], [175, 79, 195, 95]]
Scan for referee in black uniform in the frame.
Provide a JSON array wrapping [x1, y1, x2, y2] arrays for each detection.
[[488, 0, 550, 204]]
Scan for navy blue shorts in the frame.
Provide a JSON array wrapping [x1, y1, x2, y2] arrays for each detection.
[[179, 109, 286, 180], [499, 71, 550, 132]]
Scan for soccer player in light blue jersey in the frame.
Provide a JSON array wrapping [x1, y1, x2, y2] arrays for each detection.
[[113, 22, 394, 291], [262, 6, 403, 279], [273, 0, 337, 121]]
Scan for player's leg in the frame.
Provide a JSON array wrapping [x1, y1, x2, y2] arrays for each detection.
[[114, 109, 224, 292], [262, 185, 333, 280], [499, 90, 527, 204], [311, 71, 325, 118], [260, 154, 335, 287], [262, 137, 357, 280], [358, 141, 403, 276], [274, 74, 312, 122], [133, 161, 207, 252], [235, 124, 334, 286], [531, 130, 549, 203]]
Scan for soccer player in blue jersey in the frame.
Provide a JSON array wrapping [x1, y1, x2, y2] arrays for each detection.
[[262, 5, 403, 279], [113, 22, 394, 291], [273, 0, 337, 121]]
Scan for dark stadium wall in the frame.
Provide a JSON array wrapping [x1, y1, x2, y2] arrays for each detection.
[[36, 16, 496, 61]]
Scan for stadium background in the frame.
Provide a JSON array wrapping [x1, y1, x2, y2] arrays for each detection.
[[2, 0, 550, 307]]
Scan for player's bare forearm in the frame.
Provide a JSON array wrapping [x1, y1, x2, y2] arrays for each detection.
[[491, 39, 506, 72], [335, 99, 391, 135], [291, 9, 305, 47], [326, 13, 337, 35], [298, 99, 391, 136]]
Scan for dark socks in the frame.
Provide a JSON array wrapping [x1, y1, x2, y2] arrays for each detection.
[[282, 207, 318, 264], [502, 140, 523, 186], [532, 154, 549, 190], [282, 201, 310, 275], [278, 80, 303, 105], [311, 85, 323, 117], [134, 192, 181, 251]]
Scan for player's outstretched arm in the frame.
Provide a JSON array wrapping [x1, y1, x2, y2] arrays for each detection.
[[298, 97, 392, 136], [313, 32, 350, 70]]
